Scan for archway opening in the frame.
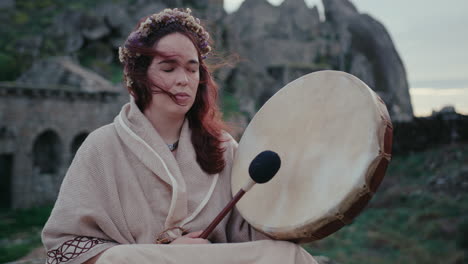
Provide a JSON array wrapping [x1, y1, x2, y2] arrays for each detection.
[[0, 154, 13, 208], [33, 130, 62, 174]]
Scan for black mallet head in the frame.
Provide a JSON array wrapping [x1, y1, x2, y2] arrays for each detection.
[[248, 150, 281, 184]]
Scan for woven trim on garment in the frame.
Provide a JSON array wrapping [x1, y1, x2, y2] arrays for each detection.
[[46, 236, 107, 264]]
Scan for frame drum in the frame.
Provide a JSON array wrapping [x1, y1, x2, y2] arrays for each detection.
[[231, 71, 393, 243]]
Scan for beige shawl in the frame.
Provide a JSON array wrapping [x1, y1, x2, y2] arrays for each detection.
[[42, 100, 317, 264], [96, 241, 315, 264]]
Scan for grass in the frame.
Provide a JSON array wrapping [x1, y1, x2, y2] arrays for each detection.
[[304, 143, 468, 264], [0, 234, 42, 263], [0, 206, 53, 263]]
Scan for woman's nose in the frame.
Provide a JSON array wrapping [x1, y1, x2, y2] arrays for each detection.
[[176, 70, 189, 86]]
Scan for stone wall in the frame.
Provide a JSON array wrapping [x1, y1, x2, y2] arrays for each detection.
[[0, 83, 123, 208], [392, 111, 468, 155]]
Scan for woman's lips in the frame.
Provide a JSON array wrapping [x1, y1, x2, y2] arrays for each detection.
[[174, 93, 190, 103]]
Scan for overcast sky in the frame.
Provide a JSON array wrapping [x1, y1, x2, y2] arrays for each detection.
[[224, 0, 468, 115]]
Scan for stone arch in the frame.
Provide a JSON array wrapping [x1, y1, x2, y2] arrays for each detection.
[[32, 129, 62, 174], [70, 132, 88, 160]]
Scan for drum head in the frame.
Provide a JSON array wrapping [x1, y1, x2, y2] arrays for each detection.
[[231, 70, 392, 242]]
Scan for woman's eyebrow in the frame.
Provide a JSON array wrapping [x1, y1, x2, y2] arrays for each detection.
[[158, 59, 199, 65], [158, 59, 177, 64], [188, 59, 199, 65]]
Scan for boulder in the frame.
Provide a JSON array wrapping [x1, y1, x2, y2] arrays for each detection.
[[323, 0, 413, 121], [47, 11, 85, 53], [16, 57, 119, 93], [223, 0, 327, 117], [274, 0, 320, 40], [323, 0, 359, 25], [81, 15, 111, 41], [96, 4, 135, 48], [348, 14, 413, 121], [14, 36, 43, 58]]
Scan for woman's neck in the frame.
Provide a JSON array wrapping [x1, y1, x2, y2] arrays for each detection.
[[143, 109, 184, 144]]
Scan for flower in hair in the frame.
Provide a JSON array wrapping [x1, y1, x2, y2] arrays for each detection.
[[125, 76, 133, 87], [122, 8, 211, 58]]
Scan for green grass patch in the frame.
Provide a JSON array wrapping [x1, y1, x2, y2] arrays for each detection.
[[0, 206, 53, 262], [0, 206, 53, 237], [221, 92, 241, 119], [110, 64, 124, 84], [0, 231, 42, 263], [304, 144, 468, 264]]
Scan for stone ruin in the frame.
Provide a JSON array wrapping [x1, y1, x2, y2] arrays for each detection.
[[0, 57, 125, 208]]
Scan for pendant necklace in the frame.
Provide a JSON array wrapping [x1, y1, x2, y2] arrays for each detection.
[[167, 140, 179, 151]]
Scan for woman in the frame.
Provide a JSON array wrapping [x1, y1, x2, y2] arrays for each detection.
[[42, 8, 317, 264]]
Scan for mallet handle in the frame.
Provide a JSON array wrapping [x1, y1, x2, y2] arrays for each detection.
[[198, 189, 246, 239]]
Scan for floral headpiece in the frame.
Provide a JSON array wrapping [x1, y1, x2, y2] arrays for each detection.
[[119, 8, 211, 64], [118, 8, 211, 88]]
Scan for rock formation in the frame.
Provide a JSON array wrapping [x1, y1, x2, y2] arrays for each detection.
[[222, 0, 325, 115], [323, 0, 413, 120], [221, 0, 413, 121], [17, 57, 120, 93]]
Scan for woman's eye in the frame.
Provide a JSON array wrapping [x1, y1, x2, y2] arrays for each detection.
[[162, 68, 174, 72]]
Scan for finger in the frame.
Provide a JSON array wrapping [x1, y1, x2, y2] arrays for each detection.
[[190, 238, 211, 244], [185, 230, 203, 238]]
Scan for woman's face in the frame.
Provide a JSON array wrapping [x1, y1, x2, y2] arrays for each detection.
[[146, 32, 200, 117]]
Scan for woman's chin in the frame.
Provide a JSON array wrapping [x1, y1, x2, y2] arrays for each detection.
[[167, 106, 191, 118]]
